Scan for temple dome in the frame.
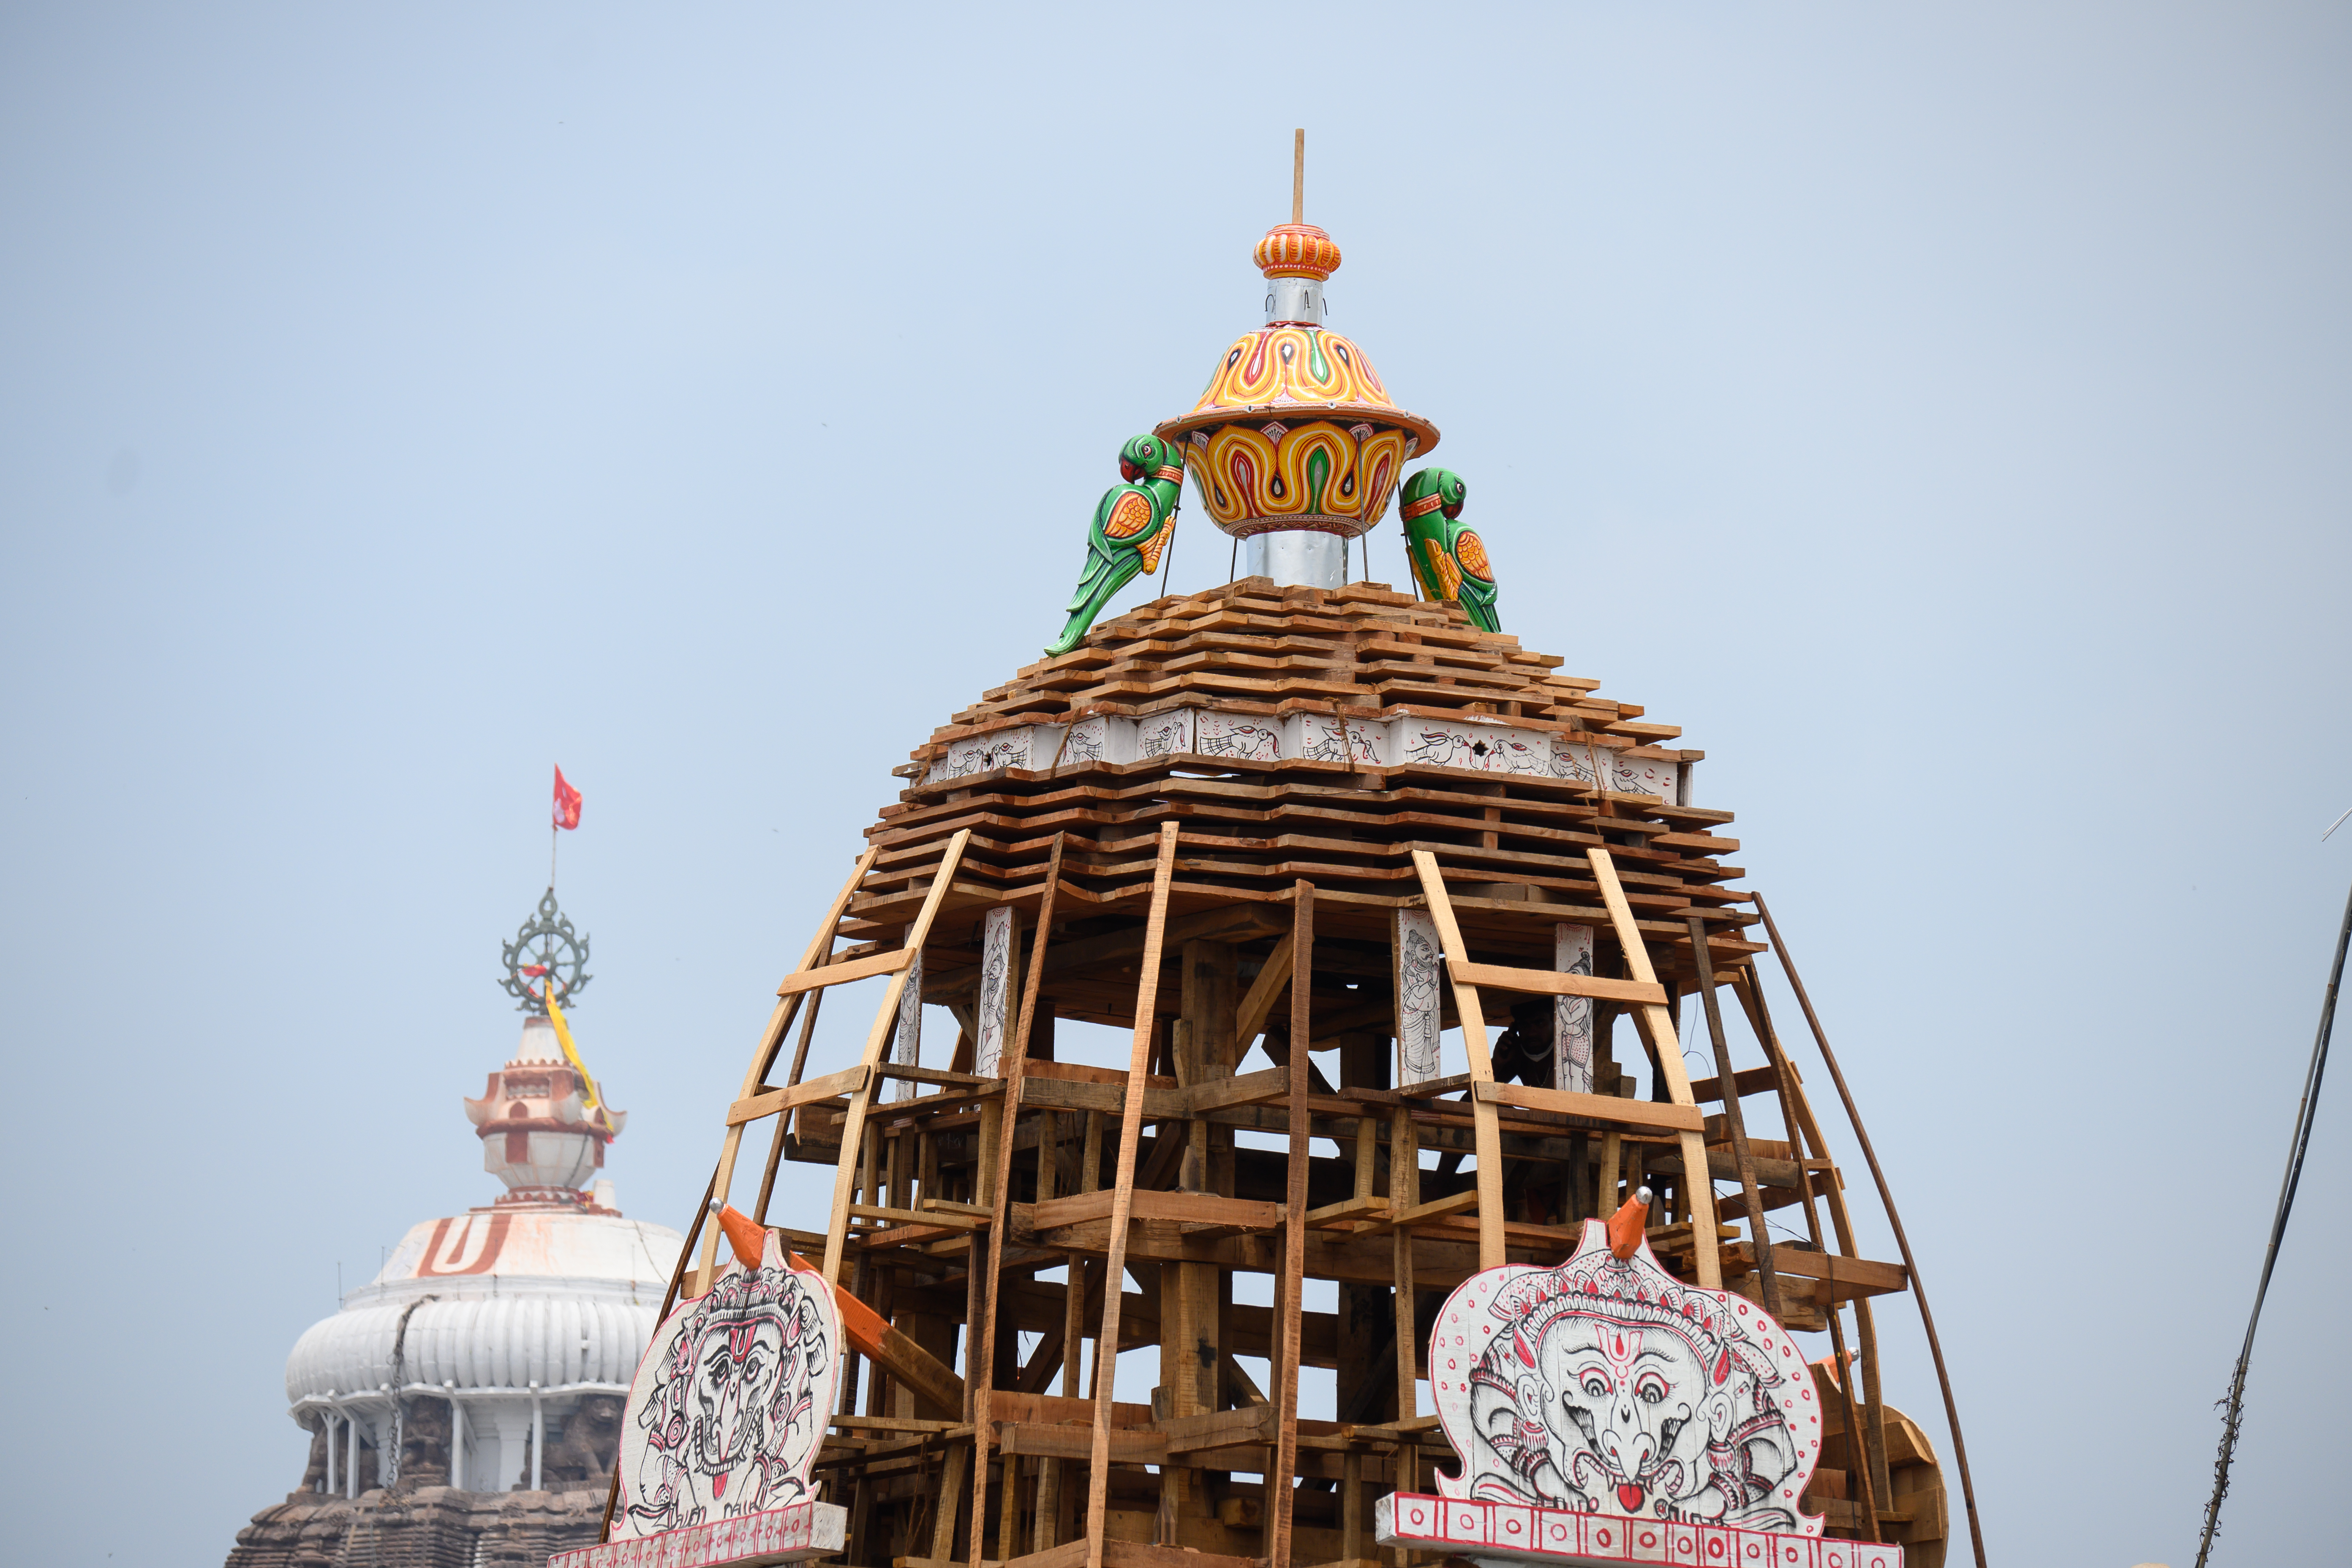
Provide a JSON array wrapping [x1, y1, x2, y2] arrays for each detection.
[[275, 963, 680, 1500], [284, 1206, 677, 1406]]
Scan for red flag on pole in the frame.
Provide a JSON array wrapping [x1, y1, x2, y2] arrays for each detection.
[[553, 766, 583, 830]]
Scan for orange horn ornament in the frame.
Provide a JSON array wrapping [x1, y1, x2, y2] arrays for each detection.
[[1606, 1186, 1653, 1260]]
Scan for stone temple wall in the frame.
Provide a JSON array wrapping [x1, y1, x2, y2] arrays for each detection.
[[224, 1395, 624, 1568]]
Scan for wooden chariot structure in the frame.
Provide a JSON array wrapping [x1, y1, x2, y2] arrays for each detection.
[[633, 574, 1963, 1568]]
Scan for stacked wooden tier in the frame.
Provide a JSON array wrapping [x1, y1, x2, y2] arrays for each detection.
[[659, 576, 1952, 1568], [856, 577, 1756, 1019]]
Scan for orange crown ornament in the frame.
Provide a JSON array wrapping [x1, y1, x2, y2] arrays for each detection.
[[1254, 221, 1342, 281]]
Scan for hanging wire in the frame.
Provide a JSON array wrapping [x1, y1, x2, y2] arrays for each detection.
[[2195, 866, 2352, 1565]]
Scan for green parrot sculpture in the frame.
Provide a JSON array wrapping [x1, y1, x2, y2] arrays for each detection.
[[1045, 434, 1186, 657], [1399, 467, 1500, 632]]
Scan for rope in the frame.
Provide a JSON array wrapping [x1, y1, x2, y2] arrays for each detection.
[[2194, 871, 2352, 1565]]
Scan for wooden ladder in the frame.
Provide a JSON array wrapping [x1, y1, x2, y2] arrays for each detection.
[[1409, 844, 1723, 1287]]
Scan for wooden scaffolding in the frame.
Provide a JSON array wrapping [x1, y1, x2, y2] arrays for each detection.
[[633, 577, 1956, 1568]]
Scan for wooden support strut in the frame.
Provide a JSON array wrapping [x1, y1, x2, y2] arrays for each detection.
[[1266, 880, 1315, 1568], [693, 847, 880, 1298], [968, 833, 1068, 1568], [1687, 915, 1780, 1320], [1756, 895, 1985, 1568], [1587, 847, 1721, 1288], [1408, 850, 1508, 1270], [1081, 823, 1181, 1568], [819, 828, 974, 1289], [1728, 966, 1880, 1544]]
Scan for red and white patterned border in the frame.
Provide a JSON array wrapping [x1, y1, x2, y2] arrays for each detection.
[[1376, 1492, 1901, 1568], [547, 1501, 847, 1568]]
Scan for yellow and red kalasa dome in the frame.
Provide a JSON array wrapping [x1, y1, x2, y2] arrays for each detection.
[[1153, 223, 1438, 542]]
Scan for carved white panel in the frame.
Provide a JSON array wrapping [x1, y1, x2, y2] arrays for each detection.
[[890, 951, 921, 1101], [1396, 720, 1489, 771], [1474, 725, 1552, 777], [1134, 709, 1195, 759], [1195, 710, 1285, 761], [1056, 715, 1130, 767], [927, 726, 1036, 784], [975, 907, 1016, 1078], [1609, 752, 1682, 803], [1394, 908, 1444, 1086], [1548, 738, 1600, 788], [1283, 710, 1390, 765], [1552, 924, 1595, 1096]]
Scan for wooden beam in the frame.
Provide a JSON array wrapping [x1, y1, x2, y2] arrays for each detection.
[[1448, 962, 1666, 1007], [1232, 932, 1296, 1051], [726, 1062, 871, 1126], [1586, 847, 1720, 1289], [694, 847, 879, 1296], [1470, 1080, 1704, 1132], [775, 945, 915, 996], [969, 836, 1067, 1568], [1688, 915, 1781, 1320], [819, 829, 974, 1289], [1081, 823, 1180, 1568], [1029, 1188, 1282, 1234], [1727, 964, 1879, 1541], [1409, 851, 1506, 1269], [1268, 880, 1315, 1568]]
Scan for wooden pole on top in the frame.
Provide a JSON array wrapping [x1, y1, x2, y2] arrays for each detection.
[[1292, 128, 1305, 224]]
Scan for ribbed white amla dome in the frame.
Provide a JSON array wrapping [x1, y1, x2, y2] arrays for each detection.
[[281, 1005, 682, 1497]]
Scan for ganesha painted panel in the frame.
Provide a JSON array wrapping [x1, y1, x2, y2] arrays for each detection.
[[1404, 1220, 1827, 1552], [608, 1231, 845, 1558]]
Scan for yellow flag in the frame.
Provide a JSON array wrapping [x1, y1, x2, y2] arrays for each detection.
[[543, 991, 605, 1124]]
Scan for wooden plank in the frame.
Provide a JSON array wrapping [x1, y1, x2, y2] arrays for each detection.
[[694, 847, 879, 1296], [770, 1245, 968, 1420], [1030, 1188, 1282, 1234], [1081, 822, 1180, 1568], [1448, 961, 1666, 1007], [819, 829, 974, 1289], [1268, 879, 1315, 1568], [1231, 931, 1296, 1053], [1686, 1062, 1784, 1103], [847, 1203, 988, 1232], [1727, 964, 1879, 1541], [726, 1062, 871, 1126], [775, 945, 914, 997], [1183, 1064, 1288, 1114], [996, 1423, 1167, 1463], [1409, 850, 1506, 1269], [1586, 846, 1720, 1289], [1754, 1246, 1908, 1295], [1688, 915, 1781, 1319], [1349, 1187, 1480, 1239], [1470, 1080, 1704, 1132]]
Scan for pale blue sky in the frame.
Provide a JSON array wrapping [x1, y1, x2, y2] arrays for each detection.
[[3, 5, 2348, 1564]]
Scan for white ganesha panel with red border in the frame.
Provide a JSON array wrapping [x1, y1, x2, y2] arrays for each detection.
[[1379, 1217, 1898, 1568], [550, 1232, 846, 1568]]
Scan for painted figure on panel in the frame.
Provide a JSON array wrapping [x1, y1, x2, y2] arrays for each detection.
[[1429, 1205, 1821, 1535], [618, 1237, 840, 1536], [1046, 435, 1186, 657], [1400, 468, 1500, 632]]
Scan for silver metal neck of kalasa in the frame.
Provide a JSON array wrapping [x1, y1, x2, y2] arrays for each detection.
[[1246, 530, 1349, 589], [1263, 277, 1326, 324]]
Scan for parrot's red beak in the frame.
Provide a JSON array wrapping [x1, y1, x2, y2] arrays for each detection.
[[1119, 460, 1143, 481]]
